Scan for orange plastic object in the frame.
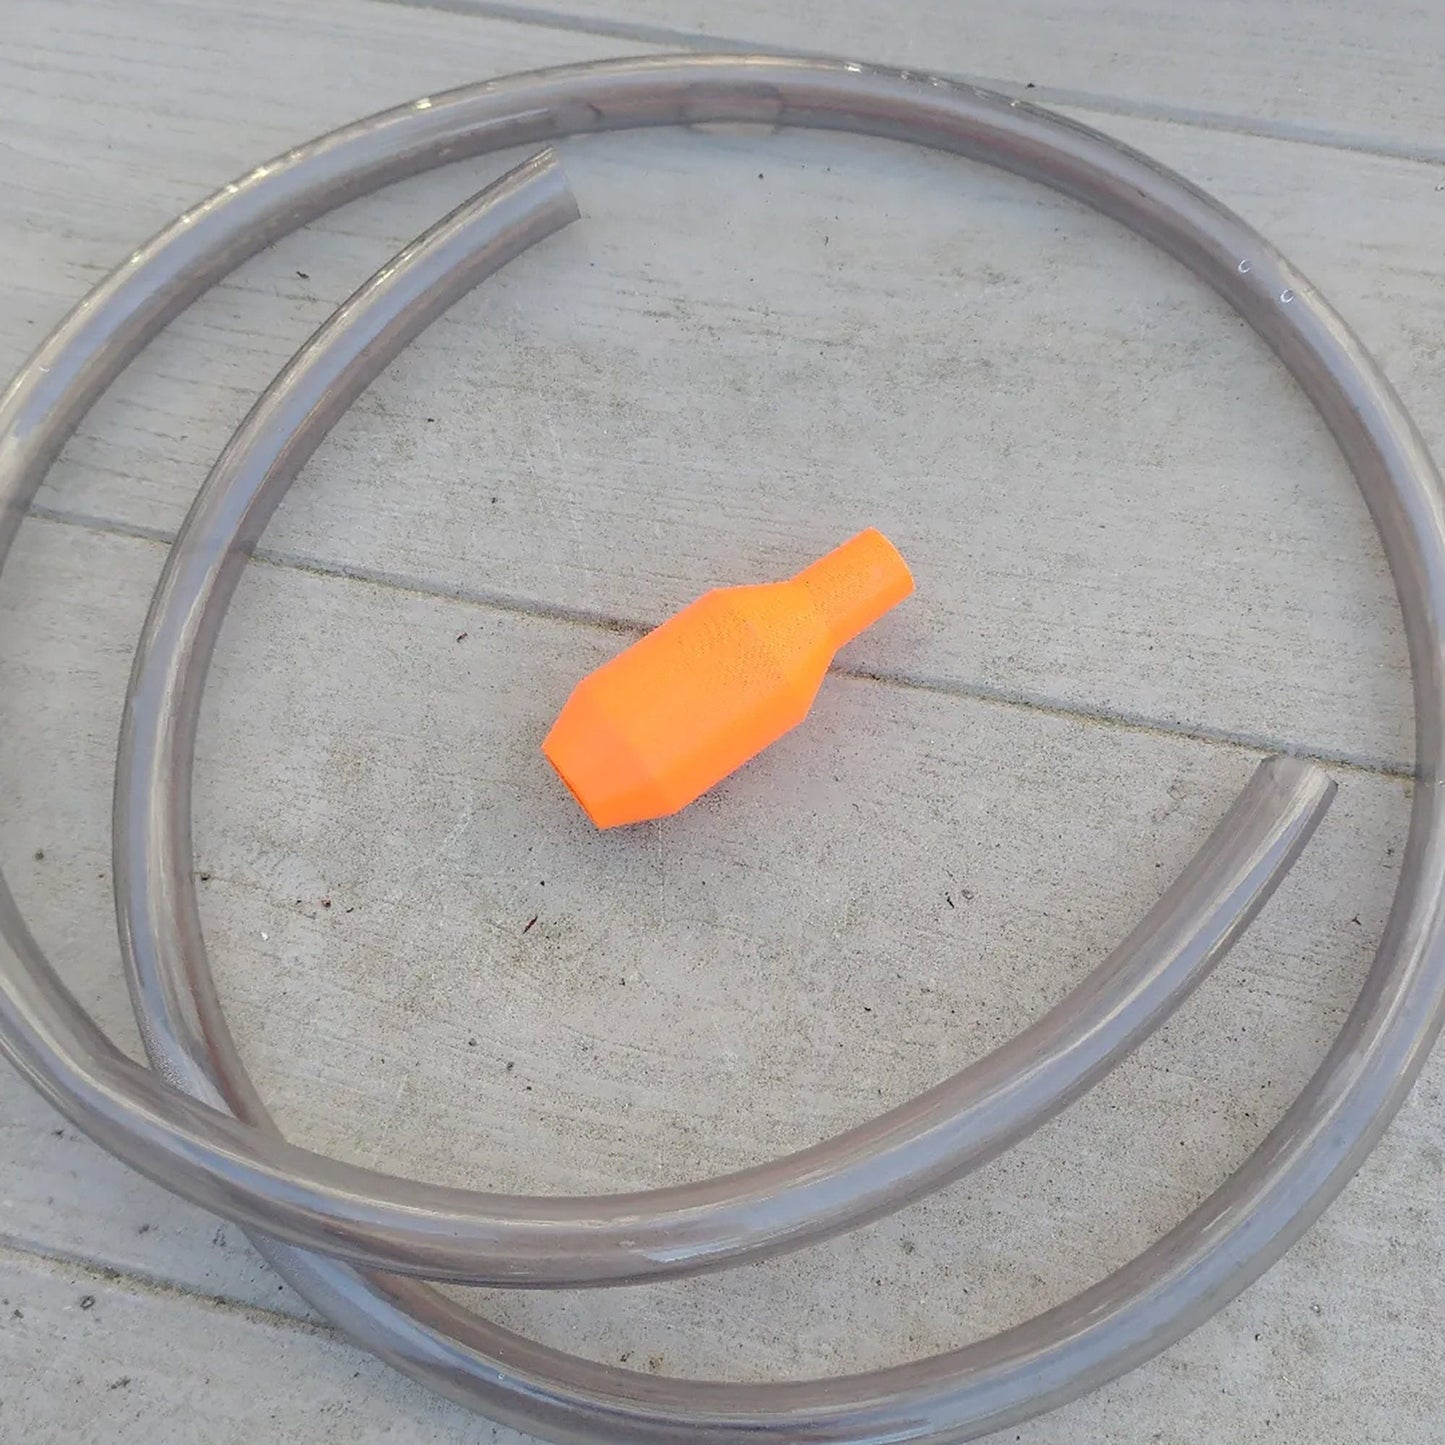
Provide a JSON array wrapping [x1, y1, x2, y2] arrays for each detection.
[[543, 529, 914, 828]]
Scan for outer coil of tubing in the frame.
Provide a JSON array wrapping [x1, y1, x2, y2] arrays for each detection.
[[2, 54, 1439, 1445]]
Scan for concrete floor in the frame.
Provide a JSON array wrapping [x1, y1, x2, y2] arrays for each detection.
[[1, 2, 1443, 1441]]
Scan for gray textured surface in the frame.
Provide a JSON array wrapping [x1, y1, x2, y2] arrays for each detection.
[[0, 2, 1441, 1442]]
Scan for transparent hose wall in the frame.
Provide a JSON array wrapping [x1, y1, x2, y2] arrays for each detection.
[[2, 54, 1443, 1445]]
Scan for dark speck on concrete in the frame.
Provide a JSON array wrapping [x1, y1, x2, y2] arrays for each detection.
[[296, 270, 309, 279], [32, 849, 44, 862], [78, 1295, 95, 1311], [523, 914, 539, 934], [468, 1038, 477, 1047], [456, 632, 468, 642], [107, 1377, 131, 1390], [198, 871, 212, 883]]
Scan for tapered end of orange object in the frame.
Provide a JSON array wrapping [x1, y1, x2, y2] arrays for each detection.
[[542, 691, 677, 829], [543, 529, 913, 828], [791, 528, 914, 649]]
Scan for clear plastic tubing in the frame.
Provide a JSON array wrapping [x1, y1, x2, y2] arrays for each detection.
[[0, 52, 1440, 1445], [10, 89, 1331, 1293]]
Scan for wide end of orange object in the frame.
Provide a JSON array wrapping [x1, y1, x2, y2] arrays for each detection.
[[543, 529, 913, 828]]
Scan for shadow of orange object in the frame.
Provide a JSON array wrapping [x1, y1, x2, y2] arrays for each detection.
[[543, 529, 914, 827]]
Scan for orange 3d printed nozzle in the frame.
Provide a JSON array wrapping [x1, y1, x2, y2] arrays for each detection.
[[543, 528, 914, 828]]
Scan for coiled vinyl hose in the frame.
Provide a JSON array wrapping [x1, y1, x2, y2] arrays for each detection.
[[2, 54, 1441, 1445]]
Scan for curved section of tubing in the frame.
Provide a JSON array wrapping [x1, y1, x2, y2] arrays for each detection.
[[116, 146, 580, 1113], [0, 52, 1438, 1444]]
